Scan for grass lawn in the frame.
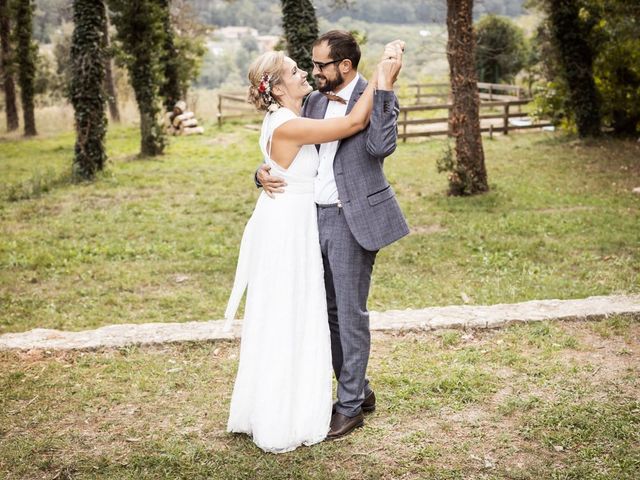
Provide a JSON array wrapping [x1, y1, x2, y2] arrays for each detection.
[[1, 316, 638, 479], [1, 123, 639, 334], [1, 122, 639, 479]]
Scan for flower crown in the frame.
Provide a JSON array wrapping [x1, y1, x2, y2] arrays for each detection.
[[258, 72, 280, 112]]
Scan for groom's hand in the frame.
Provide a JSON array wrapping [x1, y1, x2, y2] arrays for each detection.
[[257, 164, 286, 198]]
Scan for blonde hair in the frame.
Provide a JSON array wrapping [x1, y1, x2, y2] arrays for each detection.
[[247, 51, 285, 112]]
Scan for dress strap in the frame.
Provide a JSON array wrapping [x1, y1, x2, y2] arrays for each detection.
[[260, 107, 297, 165]]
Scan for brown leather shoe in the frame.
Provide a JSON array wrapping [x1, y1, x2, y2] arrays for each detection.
[[332, 390, 376, 414], [326, 412, 364, 440]]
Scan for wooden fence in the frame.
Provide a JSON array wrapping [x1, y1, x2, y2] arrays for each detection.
[[217, 83, 551, 139], [398, 99, 553, 142], [401, 82, 526, 105], [217, 92, 260, 127]]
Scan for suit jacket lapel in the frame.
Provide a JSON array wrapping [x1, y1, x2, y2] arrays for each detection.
[[345, 76, 368, 115], [314, 94, 329, 151]]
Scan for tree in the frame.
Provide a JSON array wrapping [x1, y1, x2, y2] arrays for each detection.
[[475, 14, 528, 84], [102, 2, 120, 123], [543, 0, 601, 137], [281, 0, 318, 88], [529, 0, 638, 136], [70, 0, 107, 180], [0, 0, 18, 131], [158, 0, 180, 112], [588, 0, 639, 136], [109, 0, 165, 156], [14, 0, 37, 136], [443, 0, 488, 196], [166, 0, 207, 102]]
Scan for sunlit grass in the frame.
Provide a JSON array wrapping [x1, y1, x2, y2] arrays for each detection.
[[1, 124, 639, 334], [1, 317, 638, 479]]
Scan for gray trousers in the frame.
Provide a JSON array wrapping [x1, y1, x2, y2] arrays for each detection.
[[317, 204, 377, 417]]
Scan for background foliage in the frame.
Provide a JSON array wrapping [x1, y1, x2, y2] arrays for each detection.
[[529, 0, 640, 135], [475, 14, 528, 83]]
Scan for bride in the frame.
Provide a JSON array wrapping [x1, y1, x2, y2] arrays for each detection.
[[223, 42, 403, 453]]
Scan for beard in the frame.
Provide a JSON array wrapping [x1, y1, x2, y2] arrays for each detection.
[[315, 69, 344, 93]]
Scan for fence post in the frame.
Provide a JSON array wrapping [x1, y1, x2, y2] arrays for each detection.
[[503, 103, 510, 135], [415, 85, 421, 104], [489, 84, 493, 101], [402, 110, 408, 143], [217, 95, 223, 128]]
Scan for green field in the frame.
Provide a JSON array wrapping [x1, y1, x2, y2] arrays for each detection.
[[1, 124, 639, 334]]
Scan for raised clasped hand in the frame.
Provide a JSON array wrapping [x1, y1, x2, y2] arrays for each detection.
[[377, 40, 405, 90]]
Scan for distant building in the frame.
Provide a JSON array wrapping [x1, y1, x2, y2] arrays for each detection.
[[206, 27, 280, 56], [216, 26, 258, 40]]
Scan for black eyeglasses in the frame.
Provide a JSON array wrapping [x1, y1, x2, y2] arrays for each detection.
[[311, 58, 344, 71]]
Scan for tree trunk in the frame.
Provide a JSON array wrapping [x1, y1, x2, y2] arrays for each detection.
[[547, 0, 601, 137], [446, 0, 488, 195], [139, 110, 163, 156], [109, 0, 165, 156], [0, 0, 18, 131], [158, 0, 180, 112], [102, 2, 120, 123], [70, 0, 107, 180], [15, 0, 37, 136], [281, 0, 318, 88]]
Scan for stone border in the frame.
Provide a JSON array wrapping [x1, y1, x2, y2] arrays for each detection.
[[1, 295, 638, 351]]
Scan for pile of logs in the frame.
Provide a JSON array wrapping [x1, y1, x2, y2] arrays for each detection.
[[165, 101, 204, 136]]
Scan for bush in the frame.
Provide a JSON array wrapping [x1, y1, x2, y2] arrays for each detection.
[[475, 14, 528, 84]]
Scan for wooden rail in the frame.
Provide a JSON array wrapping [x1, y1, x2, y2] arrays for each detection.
[[398, 99, 552, 141], [217, 92, 260, 127], [401, 82, 526, 104], [217, 84, 550, 139]]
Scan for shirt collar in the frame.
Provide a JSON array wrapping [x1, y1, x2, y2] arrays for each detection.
[[333, 73, 360, 102]]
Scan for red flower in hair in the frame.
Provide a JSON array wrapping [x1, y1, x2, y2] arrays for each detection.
[[258, 73, 270, 94]]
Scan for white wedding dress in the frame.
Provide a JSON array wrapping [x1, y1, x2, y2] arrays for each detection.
[[224, 107, 333, 453]]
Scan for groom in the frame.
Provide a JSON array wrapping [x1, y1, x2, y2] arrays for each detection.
[[257, 31, 409, 439]]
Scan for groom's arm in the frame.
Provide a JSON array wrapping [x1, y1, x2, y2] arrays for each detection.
[[254, 168, 262, 188], [365, 40, 403, 158], [365, 89, 400, 158]]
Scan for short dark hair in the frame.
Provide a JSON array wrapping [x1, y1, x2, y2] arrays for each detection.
[[313, 30, 361, 69]]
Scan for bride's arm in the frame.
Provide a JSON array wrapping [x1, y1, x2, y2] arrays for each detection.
[[274, 77, 377, 147]]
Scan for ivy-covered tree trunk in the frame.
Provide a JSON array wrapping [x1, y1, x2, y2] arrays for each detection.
[[445, 0, 488, 195], [0, 0, 18, 131], [546, 0, 601, 137], [281, 0, 318, 88], [158, 0, 180, 111], [109, 0, 165, 156], [70, 0, 107, 180], [14, 0, 37, 136], [102, 2, 120, 123]]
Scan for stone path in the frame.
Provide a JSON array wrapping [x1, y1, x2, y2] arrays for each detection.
[[1, 294, 638, 351]]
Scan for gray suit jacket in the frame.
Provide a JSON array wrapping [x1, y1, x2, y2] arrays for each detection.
[[302, 77, 409, 251]]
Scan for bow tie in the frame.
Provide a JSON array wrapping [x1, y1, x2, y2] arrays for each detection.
[[323, 93, 347, 104]]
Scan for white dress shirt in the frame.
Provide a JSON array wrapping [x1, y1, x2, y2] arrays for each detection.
[[314, 74, 360, 205]]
